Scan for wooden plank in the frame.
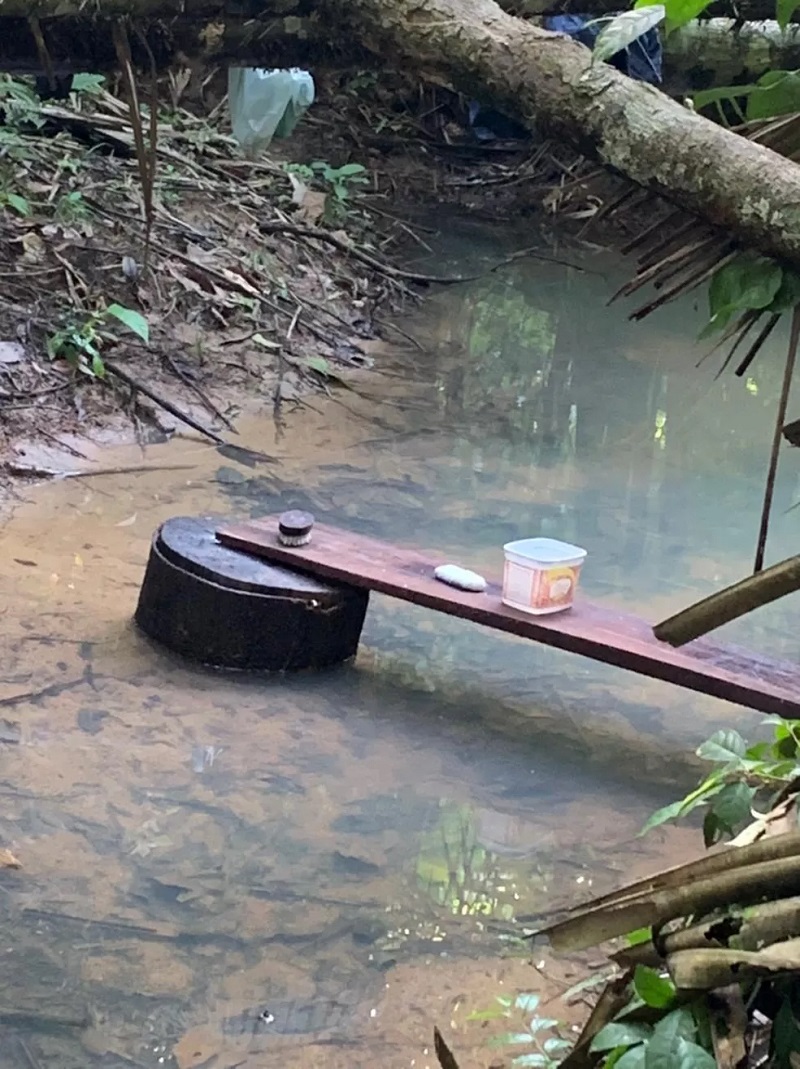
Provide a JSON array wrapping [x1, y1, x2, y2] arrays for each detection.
[[216, 515, 800, 718]]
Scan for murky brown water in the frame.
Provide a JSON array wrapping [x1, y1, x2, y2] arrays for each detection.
[[0, 220, 797, 1067]]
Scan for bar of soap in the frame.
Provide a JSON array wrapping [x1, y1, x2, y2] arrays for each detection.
[[434, 564, 487, 593]]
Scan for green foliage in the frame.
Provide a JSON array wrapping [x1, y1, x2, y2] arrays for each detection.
[[344, 70, 379, 95], [283, 160, 369, 224], [0, 75, 44, 131], [70, 73, 106, 97], [777, 0, 800, 27], [634, 0, 710, 31], [469, 992, 572, 1068], [642, 719, 800, 844], [106, 303, 149, 343], [702, 253, 800, 337], [591, 1003, 714, 1069], [692, 70, 800, 123], [47, 302, 149, 378], [633, 965, 676, 1009], [592, 6, 665, 64], [54, 190, 92, 226], [1, 191, 30, 217]]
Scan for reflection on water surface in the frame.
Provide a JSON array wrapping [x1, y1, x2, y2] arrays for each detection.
[[0, 219, 796, 1066]]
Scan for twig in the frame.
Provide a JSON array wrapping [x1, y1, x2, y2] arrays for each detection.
[[754, 305, 800, 573], [3, 462, 197, 480], [111, 21, 155, 265], [259, 222, 585, 283], [164, 355, 235, 431], [104, 359, 225, 445], [0, 676, 91, 708]]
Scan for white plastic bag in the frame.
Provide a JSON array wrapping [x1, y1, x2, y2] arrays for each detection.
[[228, 67, 315, 158]]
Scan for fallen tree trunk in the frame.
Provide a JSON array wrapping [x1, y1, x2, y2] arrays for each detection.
[[6, 10, 800, 86], [340, 0, 800, 267], [8, 0, 800, 21], [7, 0, 800, 272]]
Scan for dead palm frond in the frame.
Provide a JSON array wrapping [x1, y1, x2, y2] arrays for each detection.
[[588, 111, 800, 379]]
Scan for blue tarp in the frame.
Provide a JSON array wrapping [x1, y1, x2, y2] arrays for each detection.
[[543, 14, 663, 85], [468, 14, 662, 140]]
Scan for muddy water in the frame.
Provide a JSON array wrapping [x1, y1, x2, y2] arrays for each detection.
[[1, 220, 798, 1067]]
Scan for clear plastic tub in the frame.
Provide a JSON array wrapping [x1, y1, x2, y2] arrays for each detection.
[[502, 537, 587, 616]]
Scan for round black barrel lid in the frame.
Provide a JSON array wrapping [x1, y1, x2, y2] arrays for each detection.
[[156, 515, 338, 597]]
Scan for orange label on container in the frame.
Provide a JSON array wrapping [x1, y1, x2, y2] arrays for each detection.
[[538, 565, 577, 607], [503, 560, 580, 610]]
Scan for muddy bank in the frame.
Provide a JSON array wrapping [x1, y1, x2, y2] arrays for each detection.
[[0, 70, 609, 506]]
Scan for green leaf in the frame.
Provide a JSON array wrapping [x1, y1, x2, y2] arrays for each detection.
[[543, 1037, 572, 1053], [747, 70, 800, 120], [593, 6, 665, 63], [590, 1022, 652, 1053], [691, 83, 759, 112], [704, 256, 783, 336], [633, 966, 676, 1009], [613, 1045, 647, 1069], [696, 729, 747, 766], [306, 354, 332, 375], [769, 269, 800, 315], [772, 996, 800, 1063], [336, 163, 367, 177], [774, 737, 800, 762], [515, 993, 541, 1013], [702, 808, 725, 848], [711, 781, 756, 829], [6, 192, 30, 216], [529, 1017, 561, 1032], [465, 1006, 510, 1022], [639, 800, 685, 834], [778, 0, 800, 25], [106, 303, 149, 342], [650, 1007, 697, 1047], [645, 1036, 715, 1069], [654, 0, 715, 31], [627, 927, 653, 947], [91, 352, 106, 379], [71, 73, 106, 94], [512, 1057, 548, 1068]]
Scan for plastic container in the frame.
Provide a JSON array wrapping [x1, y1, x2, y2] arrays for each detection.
[[502, 538, 586, 616]]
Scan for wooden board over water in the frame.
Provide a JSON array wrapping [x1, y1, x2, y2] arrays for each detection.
[[216, 516, 800, 719]]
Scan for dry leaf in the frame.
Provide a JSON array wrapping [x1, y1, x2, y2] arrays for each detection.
[[296, 190, 327, 225], [186, 243, 215, 265], [173, 1025, 221, 1069], [0, 341, 24, 365], [0, 848, 21, 869], [20, 232, 46, 263], [288, 172, 309, 204]]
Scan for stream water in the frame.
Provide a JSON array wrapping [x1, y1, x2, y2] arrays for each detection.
[[1, 217, 799, 1068]]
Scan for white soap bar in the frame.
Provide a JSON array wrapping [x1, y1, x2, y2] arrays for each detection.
[[434, 563, 487, 593]]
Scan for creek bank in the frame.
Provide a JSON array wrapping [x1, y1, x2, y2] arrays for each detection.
[[0, 68, 614, 506]]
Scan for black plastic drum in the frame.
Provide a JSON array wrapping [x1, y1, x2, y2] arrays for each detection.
[[135, 515, 368, 671]]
